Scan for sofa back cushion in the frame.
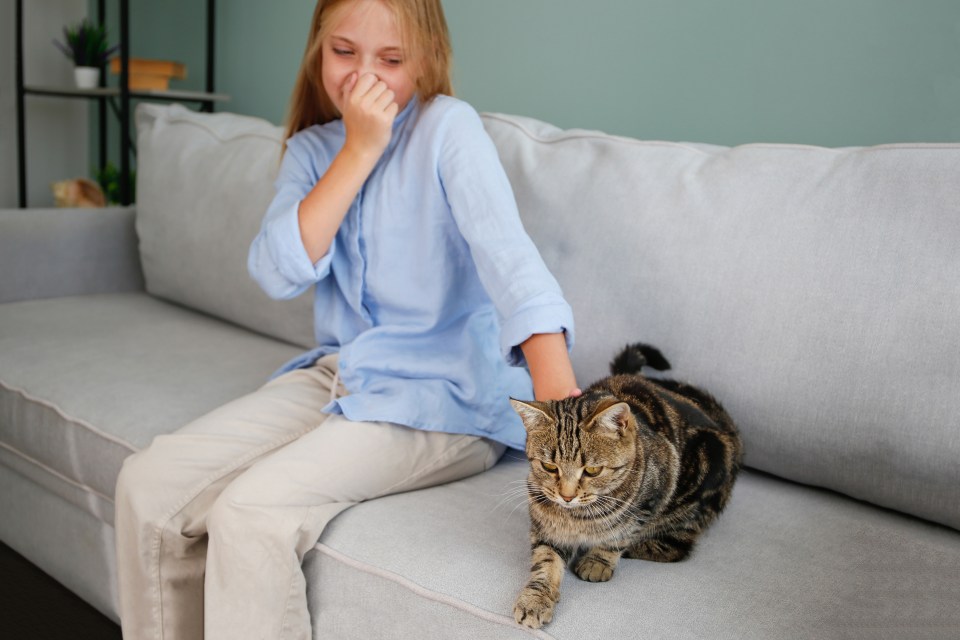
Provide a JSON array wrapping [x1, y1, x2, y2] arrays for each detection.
[[481, 113, 960, 531], [135, 103, 314, 349]]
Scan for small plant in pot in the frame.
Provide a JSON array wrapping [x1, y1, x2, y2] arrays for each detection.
[[52, 19, 118, 89], [96, 162, 136, 205]]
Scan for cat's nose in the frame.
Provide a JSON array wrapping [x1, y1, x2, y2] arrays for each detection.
[[560, 493, 576, 502]]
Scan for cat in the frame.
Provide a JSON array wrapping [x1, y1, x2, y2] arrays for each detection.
[[510, 343, 743, 629]]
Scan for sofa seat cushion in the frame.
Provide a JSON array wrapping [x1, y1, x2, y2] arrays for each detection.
[[0, 293, 305, 525], [308, 457, 960, 639]]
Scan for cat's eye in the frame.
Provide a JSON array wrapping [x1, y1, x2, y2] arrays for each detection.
[[540, 461, 559, 473], [583, 466, 603, 477]]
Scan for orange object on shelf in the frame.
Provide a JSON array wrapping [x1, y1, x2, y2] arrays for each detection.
[[128, 75, 171, 91], [109, 57, 187, 91]]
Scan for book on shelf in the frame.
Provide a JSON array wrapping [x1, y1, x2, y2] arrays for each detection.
[[109, 57, 187, 91]]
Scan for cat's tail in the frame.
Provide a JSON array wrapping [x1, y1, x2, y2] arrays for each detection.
[[610, 343, 672, 376]]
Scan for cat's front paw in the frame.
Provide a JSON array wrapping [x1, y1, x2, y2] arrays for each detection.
[[574, 554, 616, 582], [514, 586, 558, 629]]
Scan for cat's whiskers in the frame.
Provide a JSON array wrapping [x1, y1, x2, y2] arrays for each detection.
[[594, 494, 649, 524], [583, 500, 626, 546], [584, 498, 641, 542], [489, 480, 530, 501], [492, 478, 528, 494], [504, 497, 532, 522], [491, 489, 529, 515], [491, 478, 540, 517]]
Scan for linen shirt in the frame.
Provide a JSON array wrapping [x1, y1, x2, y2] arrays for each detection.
[[248, 95, 574, 450]]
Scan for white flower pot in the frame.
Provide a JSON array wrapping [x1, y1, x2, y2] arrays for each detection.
[[74, 66, 100, 89]]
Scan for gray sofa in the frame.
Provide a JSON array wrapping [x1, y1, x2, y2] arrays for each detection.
[[2, 103, 959, 639]]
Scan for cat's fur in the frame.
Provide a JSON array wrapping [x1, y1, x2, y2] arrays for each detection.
[[510, 343, 743, 628]]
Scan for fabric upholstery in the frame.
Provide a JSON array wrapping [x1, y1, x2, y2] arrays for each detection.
[[135, 103, 315, 349], [0, 463, 120, 622], [0, 207, 143, 304], [0, 293, 304, 522], [309, 457, 960, 639], [481, 113, 960, 531]]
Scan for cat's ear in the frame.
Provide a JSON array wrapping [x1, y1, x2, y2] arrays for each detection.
[[586, 402, 634, 437], [509, 398, 553, 430]]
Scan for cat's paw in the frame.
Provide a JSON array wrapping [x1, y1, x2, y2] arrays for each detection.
[[574, 555, 615, 582], [513, 587, 558, 628]]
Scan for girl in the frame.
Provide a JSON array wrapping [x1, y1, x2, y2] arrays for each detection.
[[115, 0, 577, 638]]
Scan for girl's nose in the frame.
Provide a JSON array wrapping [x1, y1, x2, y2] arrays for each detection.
[[356, 60, 378, 82]]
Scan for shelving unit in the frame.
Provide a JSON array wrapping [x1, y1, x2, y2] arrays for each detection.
[[14, 0, 229, 207]]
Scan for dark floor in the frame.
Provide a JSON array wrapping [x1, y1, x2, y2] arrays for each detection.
[[0, 542, 122, 639]]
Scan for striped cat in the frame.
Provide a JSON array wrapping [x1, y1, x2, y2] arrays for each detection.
[[510, 343, 743, 628]]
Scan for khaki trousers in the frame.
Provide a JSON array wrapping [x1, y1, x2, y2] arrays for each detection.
[[114, 355, 504, 640]]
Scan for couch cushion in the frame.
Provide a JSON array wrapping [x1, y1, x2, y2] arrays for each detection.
[[0, 463, 120, 622], [309, 457, 960, 639], [0, 207, 143, 304], [481, 113, 960, 531], [135, 103, 314, 349], [0, 293, 304, 524]]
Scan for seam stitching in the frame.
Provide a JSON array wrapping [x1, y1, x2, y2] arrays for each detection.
[[314, 543, 557, 639], [0, 378, 137, 452]]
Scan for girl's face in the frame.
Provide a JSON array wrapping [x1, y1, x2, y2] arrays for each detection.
[[321, 0, 417, 116]]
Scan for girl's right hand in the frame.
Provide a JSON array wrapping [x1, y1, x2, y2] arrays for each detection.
[[340, 72, 399, 161]]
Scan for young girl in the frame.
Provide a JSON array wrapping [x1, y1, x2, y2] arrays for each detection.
[[115, 0, 577, 638]]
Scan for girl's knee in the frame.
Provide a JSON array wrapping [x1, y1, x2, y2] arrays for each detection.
[[114, 448, 181, 539], [207, 480, 264, 541], [115, 445, 197, 529], [207, 475, 322, 550]]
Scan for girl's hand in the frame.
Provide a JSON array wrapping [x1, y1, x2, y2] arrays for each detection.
[[340, 72, 399, 161]]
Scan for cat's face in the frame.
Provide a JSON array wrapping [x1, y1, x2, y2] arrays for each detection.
[[511, 395, 640, 510]]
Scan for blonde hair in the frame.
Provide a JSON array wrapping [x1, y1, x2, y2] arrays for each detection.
[[284, 0, 453, 143]]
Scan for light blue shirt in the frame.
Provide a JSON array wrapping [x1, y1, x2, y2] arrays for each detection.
[[248, 95, 574, 450]]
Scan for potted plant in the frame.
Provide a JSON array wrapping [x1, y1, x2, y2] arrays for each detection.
[[96, 162, 136, 205], [52, 19, 118, 89]]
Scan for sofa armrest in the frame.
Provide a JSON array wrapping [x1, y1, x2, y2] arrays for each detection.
[[0, 207, 145, 304]]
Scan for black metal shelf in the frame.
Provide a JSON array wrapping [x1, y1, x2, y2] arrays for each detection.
[[15, 0, 225, 207], [24, 85, 230, 103]]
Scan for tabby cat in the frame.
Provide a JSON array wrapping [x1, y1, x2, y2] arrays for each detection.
[[510, 343, 743, 629]]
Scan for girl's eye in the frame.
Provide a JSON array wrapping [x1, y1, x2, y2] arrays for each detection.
[[583, 466, 603, 477], [383, 58, 402, 66], [333, 48, 353, 56], [541, 461, 558, 473]]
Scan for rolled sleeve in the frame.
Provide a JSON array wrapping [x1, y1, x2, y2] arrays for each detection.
[[500, 296, 575, 367], [259, 198, 332, 282], [248, 133, 334, 300]]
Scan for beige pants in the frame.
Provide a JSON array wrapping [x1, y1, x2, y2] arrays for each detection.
[[114, 355, 504, 640]]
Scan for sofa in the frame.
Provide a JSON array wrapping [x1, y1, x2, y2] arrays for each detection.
[[2, 102, 959, 639]]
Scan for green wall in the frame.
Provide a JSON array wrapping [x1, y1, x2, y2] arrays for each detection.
[[97, 0, 960, 167], [447, 0, 960, 146]]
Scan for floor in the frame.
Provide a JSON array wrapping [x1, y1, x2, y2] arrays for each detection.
[[0, 542, 121, 639]]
